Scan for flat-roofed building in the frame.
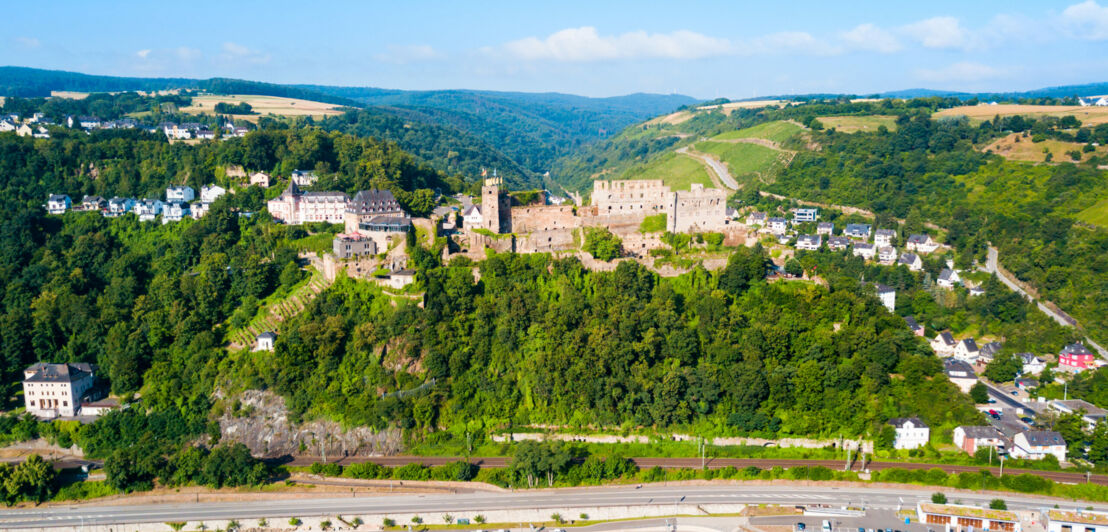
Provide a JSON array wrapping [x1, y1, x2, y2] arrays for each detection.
[[917, 503, 1021, 532]]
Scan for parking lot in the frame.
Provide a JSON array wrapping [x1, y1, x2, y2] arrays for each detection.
[[752, 510, 933, 532]]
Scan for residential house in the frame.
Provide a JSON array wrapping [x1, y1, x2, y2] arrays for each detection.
[[1015, 378, 1039, 391], [333, 233, 377, 259], [249, 172, 271, 188], [80, 195, 107, 212], [190, 201, 210, 220], [954, 338, 981, 363], [134, 199, 164, 222], [827, 236, 851, 251], [796, 234, 821, 251], [874, 228, 896, 247], [194, 128, 215, 140], [937, 268, 961, 288], [1016, 352, 1046, 376], [163, 123, 192, 140], [462, 204, 483, 229], [1050, 399, 1108, 430], [792, 207, 818, 223], [255, 332, 277, 352], [1045, 509, 1108, 532], [968, 286, 985, 297], [878, 246, 897, 264], [873, 283, 895, 312], [905, 316, 925, 336], [268, 181, 349, 225], [888, 417, 930, 449], [166, 185, 195, 203], [291, 169, 319, 186], [844, 223, 872, 240], [105, 197, 135, 217], [383, 269, 417, 290], [898, 252, 923, 271], [767, 217, 788, 234], [0, 119, 17, 132], [953, 426, 1005, 455], [1010, 431, 1066, 462], [816, 222, 834, 235], [745, 212, 767, 226], [776, 233, 791, 245], [200, 184, 227, 203], [931, 331, 957, 356], [30, 126, 50, 139], [16, 123, 33, 137], [979, 341, 1003, 362], [852, 242, 876, 259], [46, 194, 71, 214], [22, 362, 97, 418], [907, 234, 939, 253], [162, 201, 190, 223], [77, 116, 101, 129], [1059, 342, 1097, 371], [943, 359, 978, 393]]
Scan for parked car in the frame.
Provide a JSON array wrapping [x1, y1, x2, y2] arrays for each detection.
[[796, 523, 807, 531]]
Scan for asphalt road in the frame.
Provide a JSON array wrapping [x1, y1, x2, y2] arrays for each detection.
[[675, 146, 739, 190], [2, 484, 1104, 529]]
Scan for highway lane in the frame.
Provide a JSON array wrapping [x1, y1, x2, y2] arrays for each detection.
[[2, 484, 1106, 529]]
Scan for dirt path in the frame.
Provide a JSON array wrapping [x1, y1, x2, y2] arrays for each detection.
[[676, 146, 739, 190]]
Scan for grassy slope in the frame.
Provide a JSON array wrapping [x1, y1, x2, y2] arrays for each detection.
[[713, 120, 803, 143], [1076, 197, 1108, 227], [817, 115, 899, 133], [621, 151, 712, 190], [694, 141, 783, 182]]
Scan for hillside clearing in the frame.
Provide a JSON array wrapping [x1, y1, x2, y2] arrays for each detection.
[[713, 120, 803, 144], [818, 115, 898, 133], [621, 151, 713, 191], [935, 104, 1108, 125], [1076, 197, 1108, 227], [179, 94, 347, 121], [645, 110, 694, 126], [982, 132, 1103, 163], [49, 91, 91, 100], [697, 100, 787, 114], [695, 140, 787, 185]]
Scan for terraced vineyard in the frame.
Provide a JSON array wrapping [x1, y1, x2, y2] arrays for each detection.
[[227, 270, 333, 349]]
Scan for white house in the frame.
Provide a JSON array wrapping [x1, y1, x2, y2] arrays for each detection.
[[22, 362, 96, 419], [979, 341, 1003, 362], [0, 119, 16, 132], [943, 359, 978, 393], [105, 197, 135, 217], [878, 246, 897, 264], [844, 223, 872, 240], [906, 234, 939, 254], [462, 204, 483, 229], [134, 199, 164, 222], [767, 217, 788, 235], [78, 116, 101, 129], [888, 417, 930, 449], [1050, 399, 1108, 430], [250, 172, 271, 188], [47, 194, 71, 214], [953, 425, 1004, 455], [291, 170, 319, 186], [954, 338, 981, 363], [746, 212, 766, 226], [1011, 431, 1066, 462], [1016, 352, 1046, 375], [816, 222, 834, 235], [874, 229, 896, 247], [166, 185, 195, 203], [827, 236, 850, 250], [898, 252, 923, 271], [200, 184, 227, 203], [162, 201, 190, 223], [873, 284, 895, 312], [384, 269, 417, 290], [931, 331, 957, 355], [80, 195, 107, 212], [190, 201, 210, 219], [1046, 509, 1108, 532], [796, 234, 822, 251], [255, 331, 277, 352], [937, 268, 961, 288], [852, 242, 876, 259], [16, 123, 33, 137], [792, 207, 818, 223]]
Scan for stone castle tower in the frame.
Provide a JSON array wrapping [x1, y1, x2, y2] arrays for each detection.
[[481, 176, 511, 233]]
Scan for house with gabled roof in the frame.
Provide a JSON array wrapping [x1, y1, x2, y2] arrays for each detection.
[[47, 194, 71, 214], [1016, 352, 1045, 375], [796, 234, 821, 251], [937, 268, 961, 288], [898, 252, 923, 271], [888, 417, 929, 449], [766, 217, 787, 234], [906, 233, 939, 253], [874, 228, 896, 247], [931, 331, 957, 355], [22, 362, 97, 418], [1059, 342, 1097, 371], [905, 316, 925, 336], [852, 242, 876, 259], [953, 425, 1004, 454], [816, 222, 834, 235], [878, 246, 897, 264], [954, 338, 981, 363], [827, 236, 850, 250], [943, 359, 977, 393], [844, 223, 872, 240], [745, 211, 766, 226], [1011, 431, 1066, 462]]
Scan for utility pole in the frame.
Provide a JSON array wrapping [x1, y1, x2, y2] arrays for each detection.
[[701, 437, 706, 470], [999, 455, 1005, 478]]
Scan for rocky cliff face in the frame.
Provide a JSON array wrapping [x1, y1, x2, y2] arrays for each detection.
[[218, 390, 403, 458]]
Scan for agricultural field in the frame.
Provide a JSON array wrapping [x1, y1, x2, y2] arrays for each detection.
[[694, 140, 785, 184], [935, 103, 1108, 125], [620, 151, 713, 190], [178, 94, 347, 121], [712, 120, 803, 144], [696, 99, 787, 114], [49, 90, 91, 99], [982, 132, 1103, 163], [817, 115, 898, 133]]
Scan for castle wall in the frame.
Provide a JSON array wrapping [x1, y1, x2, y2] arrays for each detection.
[[517, 228, 578, 254], [591, 179, 670, 216], [510, 205, 578, 233], [670, 184, 728, 233]]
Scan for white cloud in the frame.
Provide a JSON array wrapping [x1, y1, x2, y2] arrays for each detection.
[[901, 16, 972, 49], [15, 37, 40, 49], [176, 47, 201, 61], [915, 61, 1005, 83], [500, 27, 733, 62], [1059, 0, 1108, 39], [748, 31, 839, 56], [374, 44, 443, 64], [136, 49, 151, 59], [839, 23, 901, 53], [220, 42, 270, 64]]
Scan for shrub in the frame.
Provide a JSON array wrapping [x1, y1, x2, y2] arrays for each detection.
[[474, 515, 486, 524], [288, 518, 302, 527], [344, 462, 389, 479], [310, 462, 343, 477], [990, 499, 1007, 510], [382, 518, 396, 527], [932, 492, 947, 504], [320, 520, 332, 530], [411, 516, 423, 524]]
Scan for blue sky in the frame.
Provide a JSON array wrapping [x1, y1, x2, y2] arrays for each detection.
[[3, 1, 1108, 98]]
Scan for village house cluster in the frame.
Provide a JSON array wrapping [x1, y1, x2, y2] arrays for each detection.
[[0, 110, 250, 141], [46, 183, 229, 223]]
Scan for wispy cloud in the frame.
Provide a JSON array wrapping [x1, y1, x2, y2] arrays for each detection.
[[901, 16, 972, 50], [15, 36, 40, 49], [747, 31, 840, 56], [375, 44, 443, 64], [136, 49, 151, 59], [176, 47, 202, 61], [499, 27, 734, 62], [839, 24, 901, 53], [1059, 0, 1108, 39], [220, 42, 270, 64], [915, 61, 1006, 83]]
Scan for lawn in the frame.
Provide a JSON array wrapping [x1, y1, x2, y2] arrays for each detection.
[[713, 120, 803, 143], [1076, 197, 1108, 227], [817, 115, 898, 133], [694, 141, 784, 183], [621, 151, 713, 190]]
